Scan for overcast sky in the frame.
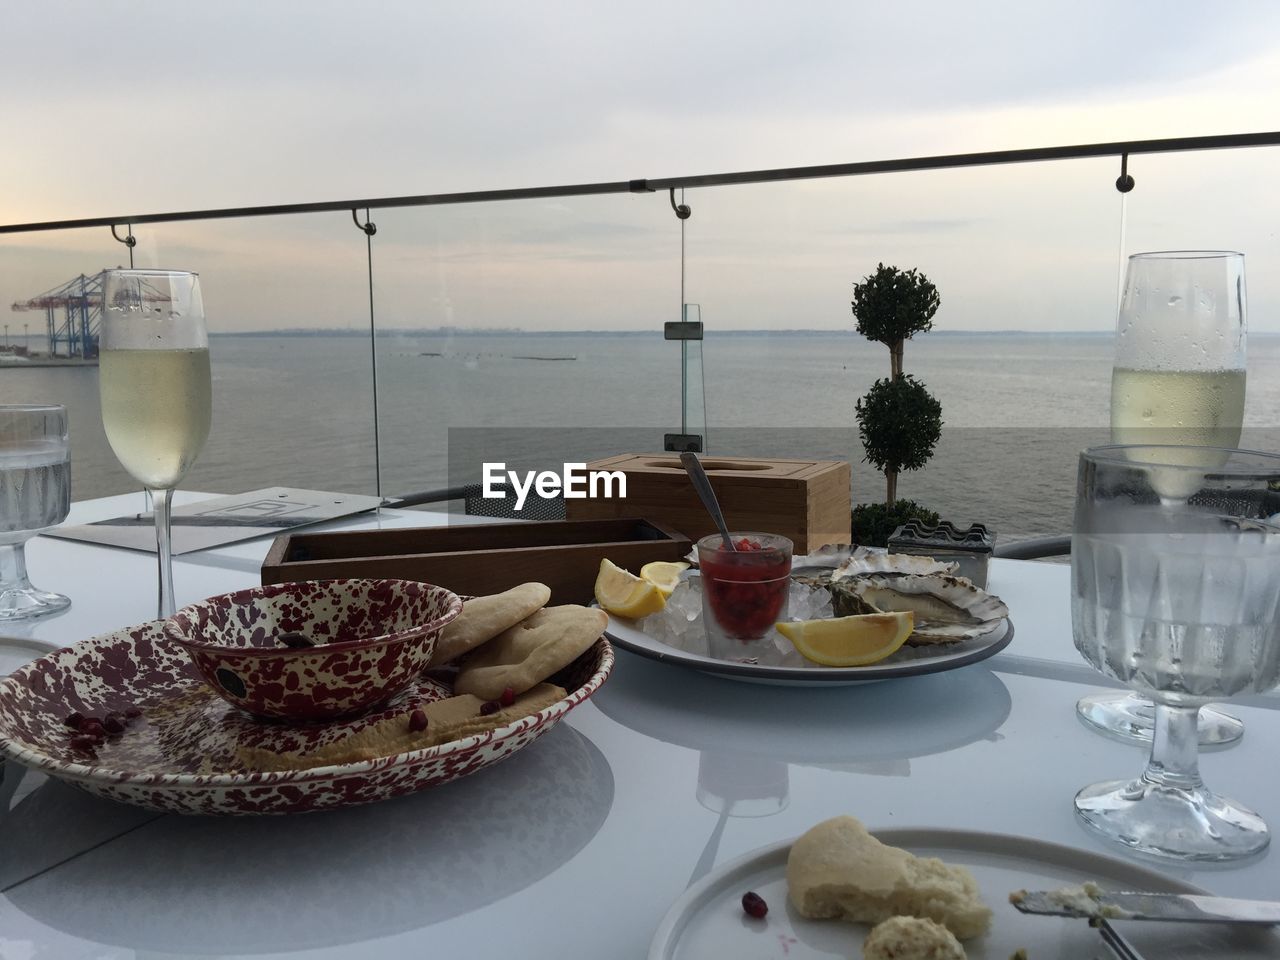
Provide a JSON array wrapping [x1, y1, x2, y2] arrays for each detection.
[[3, 1, 1280, 333]]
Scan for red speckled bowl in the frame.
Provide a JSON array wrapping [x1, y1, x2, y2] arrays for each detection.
[[165, 579, 462, 721]]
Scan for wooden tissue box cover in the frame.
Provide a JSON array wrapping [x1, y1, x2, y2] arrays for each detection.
[[562, 454, 851, 554], [260, 517, 691, 606]]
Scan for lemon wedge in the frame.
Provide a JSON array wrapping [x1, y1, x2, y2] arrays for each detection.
[[775, 612, 915, 667], [640, 560, 690, 596], [594, 558, 667, 618]]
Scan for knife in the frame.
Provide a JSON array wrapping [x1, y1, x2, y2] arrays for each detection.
[[1011, 888, 1280, 924]]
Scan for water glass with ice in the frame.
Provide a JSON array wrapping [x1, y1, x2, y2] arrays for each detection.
[[1081, 250, 1249, 746], [0, 404, 71, 619], [1072, 445, 1280, 860]]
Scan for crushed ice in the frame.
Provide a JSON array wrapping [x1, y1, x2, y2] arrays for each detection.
[[637, 575, 834, 668]]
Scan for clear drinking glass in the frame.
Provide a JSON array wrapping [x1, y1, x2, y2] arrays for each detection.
[[1072, 445, 1280, 861], [697, 533, 792, 661], [0, 405, 71, 619], [1078, 251, 1247, 747], [100, 270, 212, 619]]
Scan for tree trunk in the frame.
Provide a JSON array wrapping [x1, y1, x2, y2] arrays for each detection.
[[886, 469, 897, 508], [890, 340, 904, 378]]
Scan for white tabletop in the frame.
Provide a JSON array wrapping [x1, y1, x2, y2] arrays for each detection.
[[1, 496, 1278, 958]]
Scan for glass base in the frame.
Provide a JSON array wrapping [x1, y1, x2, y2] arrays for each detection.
[[1076, 691, 1243, 747], [0, 585, 71, 621], [705, 630, 775, 664], [1075, 776, 1269, 861]]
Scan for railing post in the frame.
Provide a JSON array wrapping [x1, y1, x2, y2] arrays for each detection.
[[352, 208, 382, 505]]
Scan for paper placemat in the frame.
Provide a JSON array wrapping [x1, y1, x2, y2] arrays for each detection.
[[45, 487, 382, 555]]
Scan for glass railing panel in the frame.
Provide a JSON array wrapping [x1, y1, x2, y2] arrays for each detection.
[[2, 227, 137, 503], [683, 159, 1124, 541], [2, 213, 379, 501], [679, 303, 708, 450], [367, 195, 681, 509]]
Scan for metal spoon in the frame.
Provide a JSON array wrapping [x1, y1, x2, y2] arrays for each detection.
[[679, 452, 735, 551]]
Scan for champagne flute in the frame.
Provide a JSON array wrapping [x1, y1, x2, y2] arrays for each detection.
[[1077, 251, 1247, 747], [100, 270, 212, 619], [1072, 445, 1280, 860], [0, 404, 71, 619]]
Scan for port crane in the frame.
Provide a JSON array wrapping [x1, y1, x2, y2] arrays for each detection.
[[10, 269, 171, 358]]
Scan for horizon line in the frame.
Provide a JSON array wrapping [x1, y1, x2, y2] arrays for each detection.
[[211, 327, 1125, 337]]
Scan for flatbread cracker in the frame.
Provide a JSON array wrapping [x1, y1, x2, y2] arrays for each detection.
[[453, 604, 607, 700], [237, 682, 567, 772], [428, 582, 551, 666]]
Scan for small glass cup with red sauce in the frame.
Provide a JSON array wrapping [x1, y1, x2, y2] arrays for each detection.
[[697, 532, 793, 660]]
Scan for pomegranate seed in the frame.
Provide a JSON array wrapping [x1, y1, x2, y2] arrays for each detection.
[[741, 891, 768, 919], [408, 708, 429, 732], [64, 711, 86, 730], [81, 719, 105, 737], [499, 686, 516, 707], [103, 715, 126, 735], [124, 707, 143, 720], [479, 700, 500, 716]]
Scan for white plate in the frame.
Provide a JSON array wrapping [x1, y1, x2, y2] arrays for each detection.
[[0, 635, 62, 678], [605, 613, 1013, 687], [650, 828, 1280, 959]]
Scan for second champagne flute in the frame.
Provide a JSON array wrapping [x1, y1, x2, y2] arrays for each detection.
[[100, 269, 212, 619], [1078, 250, 1247, 747]]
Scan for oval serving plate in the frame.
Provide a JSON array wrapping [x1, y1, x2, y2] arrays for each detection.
[[0, 620, 612, 815], [604, 576, 1013, 686]]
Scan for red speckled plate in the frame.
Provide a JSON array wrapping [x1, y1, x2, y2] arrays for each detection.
[[0, 621, 612, 815]]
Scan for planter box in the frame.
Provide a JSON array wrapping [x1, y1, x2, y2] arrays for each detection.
[[260, 517, 690, 605], [562, 454, 851, 555]]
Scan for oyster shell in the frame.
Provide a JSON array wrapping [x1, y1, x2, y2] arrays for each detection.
[[828, 573, 1007, 644], [830, 547, 959, 581]]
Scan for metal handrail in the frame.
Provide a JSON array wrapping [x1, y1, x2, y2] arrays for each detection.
[[383, 485, 471, 508], [993, 535, 1072, 560], [2, 131, 1278, 235]]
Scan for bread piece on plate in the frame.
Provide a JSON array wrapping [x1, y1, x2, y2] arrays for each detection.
[[237, 683, 567, 772], [862, 916, 966, 960], [454, 604, 608, 700], [429, 582, 551, 667], [787, 815, 991, 940]]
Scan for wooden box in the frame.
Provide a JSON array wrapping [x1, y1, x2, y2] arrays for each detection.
[[563, 454, 851, 555], [260, 517, 690, 606]]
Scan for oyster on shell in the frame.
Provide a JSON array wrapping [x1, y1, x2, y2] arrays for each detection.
[[830, 547, 959, 581], [828, 573, 1008, 644]]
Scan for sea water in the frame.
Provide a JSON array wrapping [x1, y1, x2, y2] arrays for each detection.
[[3, 332, 1279, 541]]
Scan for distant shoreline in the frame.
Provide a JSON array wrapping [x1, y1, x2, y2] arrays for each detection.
[[214, 328, 1129, 339]]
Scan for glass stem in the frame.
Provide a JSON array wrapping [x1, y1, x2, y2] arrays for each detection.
[[152, 487, 175, 619], [0, 542, 31, 590], [1143, 703, 1204, 792]]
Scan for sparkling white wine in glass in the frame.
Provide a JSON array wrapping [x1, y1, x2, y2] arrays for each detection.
[[1110, 367, 1246, 449], [100, 270, 210, 619], [100, 348, 212, 490]]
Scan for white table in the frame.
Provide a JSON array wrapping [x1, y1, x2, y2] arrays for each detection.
[[1, 496, 1278, 958]]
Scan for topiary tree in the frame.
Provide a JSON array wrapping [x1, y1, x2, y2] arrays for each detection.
[[851, 263, 944, 509], [852, 263, 939, 378]]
